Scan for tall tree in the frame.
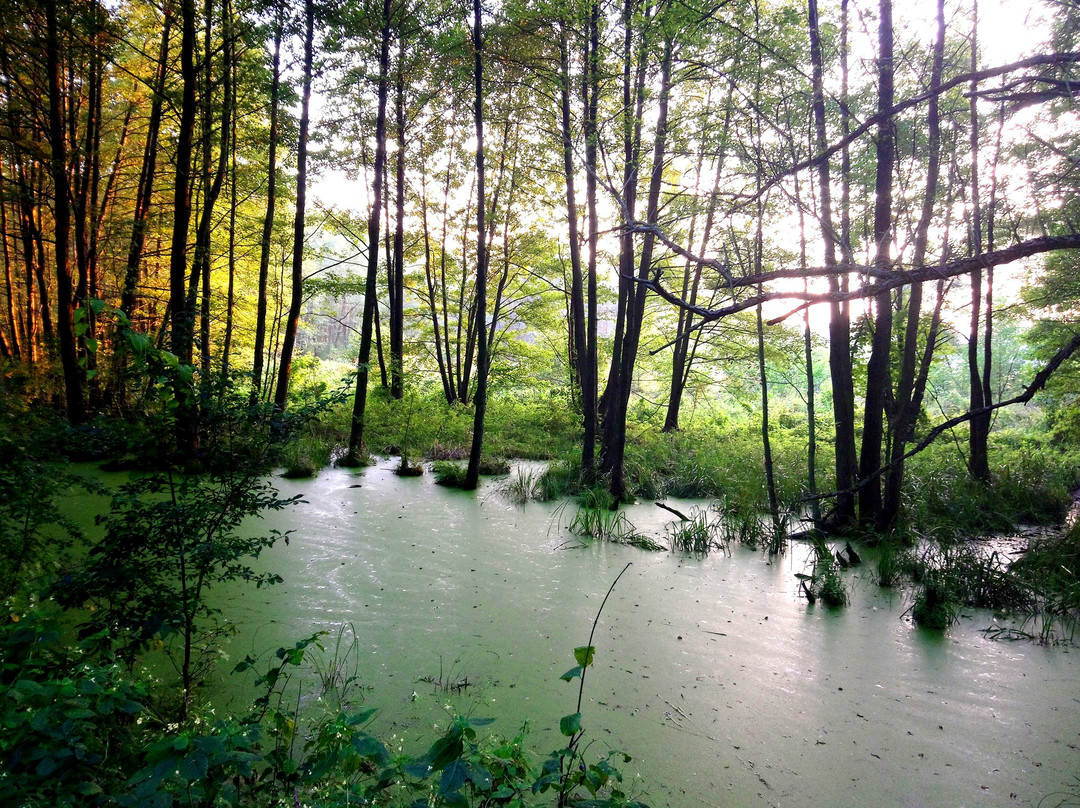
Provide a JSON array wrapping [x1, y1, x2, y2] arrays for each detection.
[[808, 0, 856, 528], [274, 0, 315, 411], [967, 0, 991, 481], [857, 0, 895, 526], [881, 0, 946, 527], [464, 0, 490, 490], [169, 0, 200, 453], [44, 0, 84, 423], [345, 0, 392, 462], [250, 7, 284, 407]]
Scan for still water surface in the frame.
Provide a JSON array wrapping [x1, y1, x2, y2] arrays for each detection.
[[211, 459, 1079, 808]]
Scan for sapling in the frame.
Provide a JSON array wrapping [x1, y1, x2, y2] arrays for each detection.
[[535, 562, 649, 808]]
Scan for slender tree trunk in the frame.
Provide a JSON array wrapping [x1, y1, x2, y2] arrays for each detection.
[[559, 21, 588, 467], [390, 37, 406, 400], [120, 10, 172, 328], [346, 0, 391, 461], [809, 0, 856, 527], [604, 31, 672, 502], [0, 160, 21, 360], [169, 0, 199, 453], [967, 0, 991, 481], [45, 0, 84, 423], [464, 0, 489, 490], [881, 0, 945, 527], [250, 10, 283, 407], [220, 13, 237, 390], [420, 153, 452, 402], [857, 0, 896, 526], [273, 0, 313, 411]]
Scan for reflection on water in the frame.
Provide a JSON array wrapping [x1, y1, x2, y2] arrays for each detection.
[[212, 458, 1079, 808]]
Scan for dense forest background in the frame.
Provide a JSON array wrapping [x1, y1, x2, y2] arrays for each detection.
[[2, 0, 1080, 526]]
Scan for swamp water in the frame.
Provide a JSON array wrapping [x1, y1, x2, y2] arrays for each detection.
[[176, 460, 1077, 807]]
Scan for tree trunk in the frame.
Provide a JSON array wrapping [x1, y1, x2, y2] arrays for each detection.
[[881, 0, 945, 528], [968, 0, 992, 481], [808, 0, 856, 527], [45, 0, 84, 423], [119, 9, 172, 328], [603, 31, 672, 502], [250, 9, 283, 407], [169, 0, 199, 453], [390, 37, 406, 400], [464, 0, 489, 490], [346, 0, 391, 461], [857, 0, 895, 526], [559, 21, 589, 469], [273, 0, 313, 412]]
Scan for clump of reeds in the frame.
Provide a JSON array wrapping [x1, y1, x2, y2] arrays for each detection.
[[433, 460, 469, 487], [796, 534, 850, 607], [912, 577, 956, 629], [666, 505, 728, 555], [500, 467, 541, 505], [568, 507, 663, 551]]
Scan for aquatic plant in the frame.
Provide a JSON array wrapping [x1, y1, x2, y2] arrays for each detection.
[[499, 466, 542, 504], [535, 459, 582, 501], [433, 460, 469, 487], [817, 565, 849, 607], [912, 577, 957, 629], [568, 507, 664, 551], [875, 542, 916, 587], [666, 505, 728, 555], [537, 562, 647, 808]]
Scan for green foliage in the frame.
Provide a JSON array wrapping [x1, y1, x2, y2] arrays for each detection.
[[538, 563, 647, 808], [665, 506, 728, 555], [0, 613, 147, 808], [874, 542, 917, 588], [997, 521, 1080, 644], [903, 436, 1078, 540], [567, 507, 664, 551], [912, 578, 957, 630], [0, 407, 94, 603], [433, 460, 469, 488], [817, 566, 849, 608], [53, 467, 295, 700], [796, 536, 849, 608]]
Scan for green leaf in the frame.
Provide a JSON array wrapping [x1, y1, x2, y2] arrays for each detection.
[[560, 665, 584, 682], [559, 712, 582, 737], [426, 732, 463, 771], [440, 758, 468, 794], [178, 751, 208, 782], [574, 645, 595, 667], [84, 337, 99, 353]]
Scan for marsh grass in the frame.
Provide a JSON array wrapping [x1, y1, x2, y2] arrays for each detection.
[[500, 467, 542, 504], [1003, 522, 1080, 643], [567, 507, 664, 551], [282, 432, 334, 478], [665, 505, 728, 555], [817, 565, 849, 607], [875, 543, 917, 587], [534, 460, 581, 502], [433, 460, 469, 488], [913, 577, 957, 629]]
